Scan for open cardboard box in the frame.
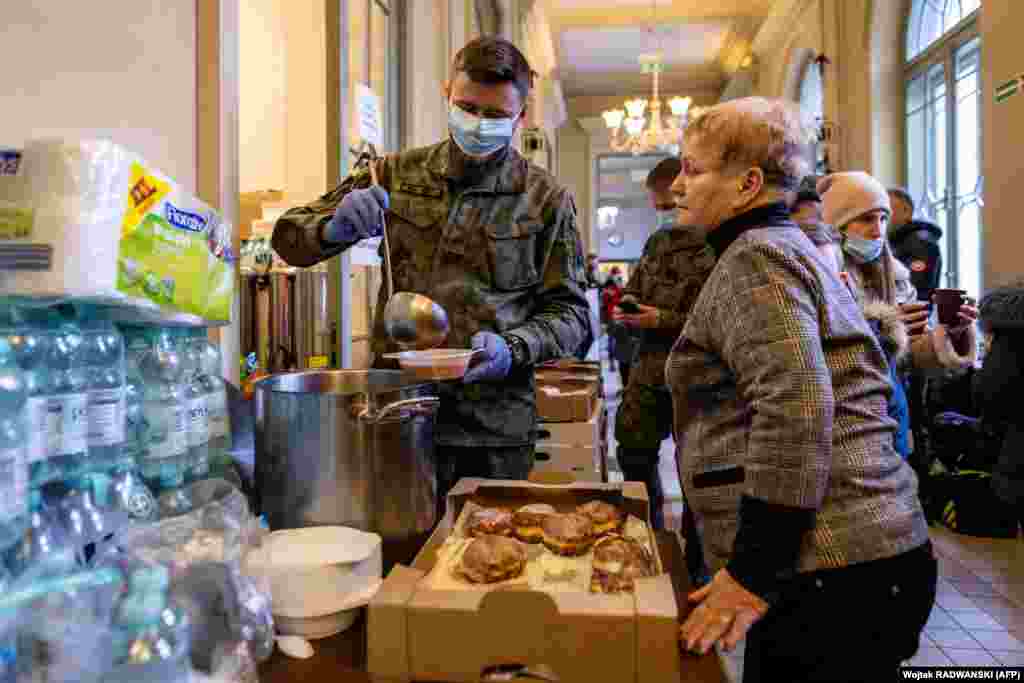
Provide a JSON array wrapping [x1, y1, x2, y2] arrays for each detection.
[[368, 479, 681, 683]]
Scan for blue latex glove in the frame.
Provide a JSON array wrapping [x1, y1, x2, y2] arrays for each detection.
[[323, 186, 390, 244], [463, 332, 512, 384]]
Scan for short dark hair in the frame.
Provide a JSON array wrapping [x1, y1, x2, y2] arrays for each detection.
[[888, 186, 914, 212], [646, 158, 683, 191], [451, 37, 535, 103]]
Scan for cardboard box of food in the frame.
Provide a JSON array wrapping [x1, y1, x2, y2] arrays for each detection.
[[367, 479, 680, 683]]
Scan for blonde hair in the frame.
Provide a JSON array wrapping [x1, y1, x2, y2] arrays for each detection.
[[684, 97, 816, 190]]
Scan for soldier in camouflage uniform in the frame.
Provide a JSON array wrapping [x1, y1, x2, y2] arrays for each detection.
[[272, 37, 592, 507], [613, 158, 715, 535]]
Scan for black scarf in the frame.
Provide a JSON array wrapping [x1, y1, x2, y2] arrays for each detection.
[[706, 201, 792, 258]]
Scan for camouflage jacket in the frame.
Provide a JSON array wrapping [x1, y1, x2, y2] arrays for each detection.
[[622, 226, 715, 386], [272, 140, 593, 447]]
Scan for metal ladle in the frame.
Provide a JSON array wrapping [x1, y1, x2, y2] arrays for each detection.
[[364, 157, 450, 350]]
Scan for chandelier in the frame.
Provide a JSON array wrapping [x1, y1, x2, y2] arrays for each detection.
[[602, 52, 696, 155]]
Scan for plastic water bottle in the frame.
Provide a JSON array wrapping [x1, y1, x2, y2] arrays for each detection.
[[0, 337, 29, 565], [180, 330, 210, 483], [198, 332, 239, 488], [122, 328, 148, 467], [46, 309, 89, 478], [137, 329, 190, 513], [80, 319, 126, 473], [108, 565, 190, 679], [3, 309, 58, 489], [103, 329, 158, 523]]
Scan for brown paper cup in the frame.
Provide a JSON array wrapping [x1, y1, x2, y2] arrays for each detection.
[[933, 288, 967, 326]]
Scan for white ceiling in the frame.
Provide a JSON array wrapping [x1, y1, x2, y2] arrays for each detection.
[[547, 0, 775, 101], [559, 23, 729, 73]]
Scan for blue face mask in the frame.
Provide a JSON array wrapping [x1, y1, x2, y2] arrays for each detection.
[[655, 209, 678, 231], [843, 234, 884, 264], [448, 105, 518, 158]]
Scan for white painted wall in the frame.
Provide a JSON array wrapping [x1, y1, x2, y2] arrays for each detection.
[[3, 0, 197, 190], [239, 0, 287, 192]]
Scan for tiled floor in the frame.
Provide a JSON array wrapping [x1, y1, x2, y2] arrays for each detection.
[[598, 334, 1024, 671], [907, 526, 1024, 667]]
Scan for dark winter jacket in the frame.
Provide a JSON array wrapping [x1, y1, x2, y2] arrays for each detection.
[[975, 283, 1024, 505], [864, 301, 912, 459], [889, 220, 943, 304]]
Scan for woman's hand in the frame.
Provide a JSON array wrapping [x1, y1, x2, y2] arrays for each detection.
[[612, 303, 661, 329], [680, 569, 769, 655], [897, 302, 931, 338], [952, 302, 979, 331]]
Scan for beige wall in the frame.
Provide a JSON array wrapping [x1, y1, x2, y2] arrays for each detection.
[[239, 0, 287, 192], [239, 0, 328, 200], [748, 0, 903, 182], [982, 0, 1024, 290], [556, 120, 592, 255], [4, 0, 197, 190]]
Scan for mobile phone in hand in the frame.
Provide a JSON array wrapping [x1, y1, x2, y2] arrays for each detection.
[[617, 297, 640, 314]]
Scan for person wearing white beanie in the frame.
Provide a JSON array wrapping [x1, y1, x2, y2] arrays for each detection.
[[817, 171, 978, 373]]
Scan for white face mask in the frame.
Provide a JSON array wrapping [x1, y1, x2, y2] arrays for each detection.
[[448, 105, 519, 157]]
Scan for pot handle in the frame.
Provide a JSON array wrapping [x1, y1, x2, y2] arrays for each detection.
[[358, 396, 440, 423]]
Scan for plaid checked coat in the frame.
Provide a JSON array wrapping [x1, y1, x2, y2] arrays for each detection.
[[667, 218, 929, 574]]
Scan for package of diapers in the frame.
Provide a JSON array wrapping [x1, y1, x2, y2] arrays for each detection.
[[0, 139, 235, 322]]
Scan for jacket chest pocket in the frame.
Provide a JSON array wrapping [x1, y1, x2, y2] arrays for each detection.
[[485, 219, 546, 291], [387, 195, 447, 288]]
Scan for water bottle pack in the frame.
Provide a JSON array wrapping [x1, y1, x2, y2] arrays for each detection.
[[0, 302, 268, 682]]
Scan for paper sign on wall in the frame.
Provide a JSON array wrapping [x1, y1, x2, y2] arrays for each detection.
[[356, 83, 383, 148]]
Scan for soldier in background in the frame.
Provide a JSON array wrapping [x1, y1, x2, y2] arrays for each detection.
[[271, 37, 592, 505], [613, 157, 715, 584]]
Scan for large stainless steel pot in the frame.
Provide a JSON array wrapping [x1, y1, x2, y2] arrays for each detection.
[[254, 370, 439, 566]]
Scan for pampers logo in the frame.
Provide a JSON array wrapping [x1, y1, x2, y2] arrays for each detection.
[[165, 203, 209, 233]]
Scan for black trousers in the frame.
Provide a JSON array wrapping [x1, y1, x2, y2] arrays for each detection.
[[742, 542, 937, 683], [434, 444, 534, 521]]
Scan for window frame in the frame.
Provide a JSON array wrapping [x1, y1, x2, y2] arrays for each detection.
[[904, 5, 981, 290]]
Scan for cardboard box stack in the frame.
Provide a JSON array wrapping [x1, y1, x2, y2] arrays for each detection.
[[533, 361, 607, 482]]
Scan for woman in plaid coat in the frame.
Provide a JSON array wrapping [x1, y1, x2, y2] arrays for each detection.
[[668, 97, 935, 682]]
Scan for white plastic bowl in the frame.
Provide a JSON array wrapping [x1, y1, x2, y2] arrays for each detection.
[[383, 349, 478, 380], [245, 526, 383, 639]]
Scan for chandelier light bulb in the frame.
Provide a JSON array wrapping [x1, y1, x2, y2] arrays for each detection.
[[669, 96, 692, 118], [624, 98, 648, 119], [624, 117, 646, 138], [602, 109, 626, 130]]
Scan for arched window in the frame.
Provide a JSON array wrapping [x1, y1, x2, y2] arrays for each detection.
[[906, 0, 981, 61], [905, 0, 982, 294]]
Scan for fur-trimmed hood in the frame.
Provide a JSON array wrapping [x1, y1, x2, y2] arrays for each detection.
[[862, 300, 910, 363]]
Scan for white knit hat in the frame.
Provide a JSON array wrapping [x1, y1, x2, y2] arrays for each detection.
[[816, 171, 891, 230]]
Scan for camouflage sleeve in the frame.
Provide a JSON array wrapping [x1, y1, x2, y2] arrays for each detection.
[[628, 235, 688, 335], [270, 161, 382, 268], [622, 240, 652, 300], [508, 191, 595, 363]]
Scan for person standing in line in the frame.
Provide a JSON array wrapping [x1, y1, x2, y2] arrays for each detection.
[[612, 158, 714, 581], [667, 97, 936, 681]]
